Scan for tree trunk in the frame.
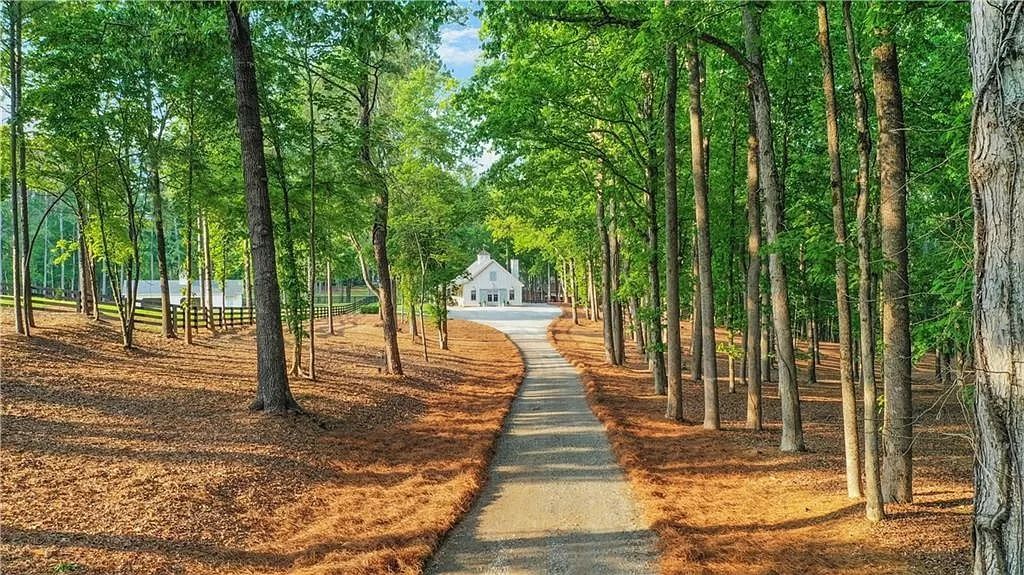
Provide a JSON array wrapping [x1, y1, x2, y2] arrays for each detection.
[[147, 97, 174, 339], [8, 0, 24, 335], [968, 2, 1024, 570], [201, 215, 214, 330], [841, 0, 884, 521], [690, 239, 703, 384], [263, 100, 305, 376], [596, 185, 616, 364], [873, 39, 913, 503], [327, 260, 335, 335], [306, 58, 317, 380], [688, 43, 719, 429], [665, 36, 682, 415], [14, 5, 32, 331], [359, 70, 402, 376], [744, 88, 763, 430], [744, 1, 803, 451], [586, 257, 598, 321], [817, 0, 861, 498], [609, 200, 625, 365], [226, 0, 299, 414], [570, 258, 580, 325]]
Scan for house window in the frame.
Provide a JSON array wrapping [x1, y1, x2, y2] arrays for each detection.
[[487, 292, 499, 303], [489, 271, 497, 281], [470, 290, 476, 301]]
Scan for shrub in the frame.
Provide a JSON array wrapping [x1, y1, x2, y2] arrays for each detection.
[[359, 303, 380, 315]]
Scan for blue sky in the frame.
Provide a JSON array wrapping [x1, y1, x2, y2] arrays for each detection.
[[438, 4, 497, 174], [438, 7, 483, 83]]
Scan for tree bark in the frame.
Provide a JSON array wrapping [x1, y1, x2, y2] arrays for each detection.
[[687, 44, 719, 430], [873, 40, 913, 503], [226, 0, 299, 414], [327, 259, 334, 335], [841, 0, 884, 521], [597, 180, 616, 364], [306, 58, 317, 381], [8, 0, 24, 335], [609, 200, 625, 365], [690, 239, 703, 384], [743, 1, 804, 451], [665, 36, 682, 415], [968, 2, 1024, 570], [569, 258, 580, 326], [15, 5, 32, 331], [817, 0, 861, 498], [744, 89, 763, 431], [360, 68, 402, 376], [201, 215, 214, 329]]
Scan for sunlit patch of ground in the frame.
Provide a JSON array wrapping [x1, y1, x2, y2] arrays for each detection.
[[549, 309, 971, 575], [1, 310, 523, 575]]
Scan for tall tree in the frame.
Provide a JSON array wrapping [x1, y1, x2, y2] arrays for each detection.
[[873, 36, 913, 504], [842, 0, 884, 522], [688, 43, 719, 430], [8, 0, 25, 336], [226, 0, 299, 413], [968, 0, 1023, 571], [664, 25, 682, 418], [702, 1, 804, 450], [816, 1, 860, 499], [744, 89, 762, 431]]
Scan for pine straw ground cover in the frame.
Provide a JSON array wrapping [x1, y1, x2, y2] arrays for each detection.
[[549, 311, 972, 575], [1, 311, 523, 575]]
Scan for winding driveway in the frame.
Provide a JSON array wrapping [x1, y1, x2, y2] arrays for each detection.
[[426, 305, 656, 575]]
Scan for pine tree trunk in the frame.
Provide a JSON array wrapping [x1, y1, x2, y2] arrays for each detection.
[[873, 40, 913, 503], [744, 1, 803, 451], [226, 0, 299, 414], [968, 2, 1024, 570], [688, 44, 719, 429], [665, 36, 682, 414], [744, 88, 763, 430]]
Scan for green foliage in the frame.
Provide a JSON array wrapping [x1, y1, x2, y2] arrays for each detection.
[[51, 562, 82, 574], [360, 302, 380, 315]]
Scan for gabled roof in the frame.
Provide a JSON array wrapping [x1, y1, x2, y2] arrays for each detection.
[[455, 257, 524, 287]]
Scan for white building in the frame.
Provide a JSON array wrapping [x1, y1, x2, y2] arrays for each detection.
[[128, 279, 246, 308], [453, 251, 524, 307]]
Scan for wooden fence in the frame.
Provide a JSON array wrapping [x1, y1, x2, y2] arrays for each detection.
[[1, 288, 377, 332]]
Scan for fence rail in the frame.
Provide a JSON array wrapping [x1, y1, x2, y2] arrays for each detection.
[[1, 288, 377, 332]]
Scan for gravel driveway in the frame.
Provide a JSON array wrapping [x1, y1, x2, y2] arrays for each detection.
[[425, 305, 657, 575]]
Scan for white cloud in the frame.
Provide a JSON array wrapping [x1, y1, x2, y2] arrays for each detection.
[[438, 25, 482, 67], [473, 145, 500, 176], [441, 26, 480, 45]]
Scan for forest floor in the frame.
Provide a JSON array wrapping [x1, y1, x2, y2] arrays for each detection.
[[549, 310, 972, 575], [1, 310, 524, 575]]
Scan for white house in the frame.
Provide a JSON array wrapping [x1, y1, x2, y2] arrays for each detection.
[[453, 251, 524, 307]]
